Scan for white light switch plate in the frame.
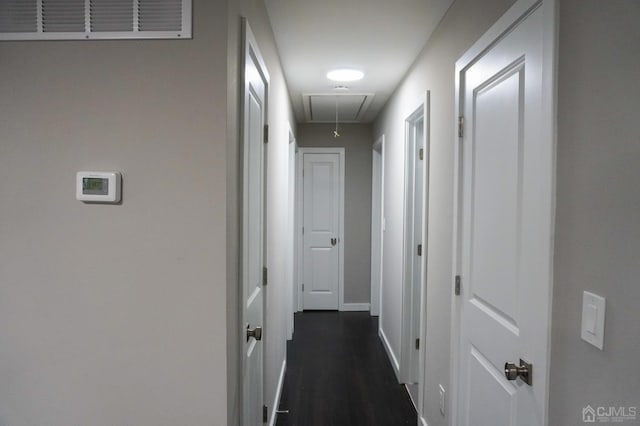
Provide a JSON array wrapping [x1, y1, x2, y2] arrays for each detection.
[[581, 291, 605, 350]]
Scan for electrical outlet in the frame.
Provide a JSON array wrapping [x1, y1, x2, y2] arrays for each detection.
[[439, 384, 446, 416]]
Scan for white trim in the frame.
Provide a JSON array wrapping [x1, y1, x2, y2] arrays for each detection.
[[420, 416, 429, 426], [296, 148, 303, 312], [400, 95, 429, 385], [417, 91, 431, 421], [379, 326, 400, 380], [287, 122, 297, 341], [296, 147, 346, 311], [341, 303, 371, 312], [370, 135, 385, 317], [268, 359, 287, 426], [449, 1, 557, 425]]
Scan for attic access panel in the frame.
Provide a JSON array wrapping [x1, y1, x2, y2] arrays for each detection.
[[0, 0, 192, 40], [303, 93, 375, 123]]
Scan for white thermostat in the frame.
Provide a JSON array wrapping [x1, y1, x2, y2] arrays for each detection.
[[76, 171, 121, 203]]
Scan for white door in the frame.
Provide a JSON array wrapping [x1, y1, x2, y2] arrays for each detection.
[[241, 20, 268, 426], [302, 151, 344, 310], [454, 1, 555, 425]]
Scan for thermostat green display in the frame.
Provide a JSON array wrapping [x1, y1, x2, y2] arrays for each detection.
[[83, 178, 109, 195], [76, 172, 121, 203]]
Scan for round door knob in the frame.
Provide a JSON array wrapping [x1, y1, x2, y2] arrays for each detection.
[[504, 359, 532, 385], [504, 362, 519, 380], [246, 325, 262, 342]]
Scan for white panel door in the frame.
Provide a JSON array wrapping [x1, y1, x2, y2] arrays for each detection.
[[456, 2, 554, 425], [302, 153, 342, 310], [241, 21, 268, 426]]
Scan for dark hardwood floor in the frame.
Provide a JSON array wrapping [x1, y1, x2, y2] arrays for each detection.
[[275, 311, 417, 426]]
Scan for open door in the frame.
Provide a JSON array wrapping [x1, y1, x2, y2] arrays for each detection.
[[241, 19, 269, 426], [451, 1, 556, 424]]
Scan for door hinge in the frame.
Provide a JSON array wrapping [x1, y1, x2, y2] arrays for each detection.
[[458, 116, 464, 138], [415, 338, 420, 350], [263, 267, 268, 286], [302, 226, 304, 235], [263, 405, 268, 423], [419, 148, 424, 160], [455, 275, 461, 296], [264, 124, 269, 144], [417, 244, 422, 256], [302, 283, 305, 292]]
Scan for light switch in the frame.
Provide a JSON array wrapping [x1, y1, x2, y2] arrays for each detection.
[[581, 291, 605, 350], [584, 304, 597, 334]]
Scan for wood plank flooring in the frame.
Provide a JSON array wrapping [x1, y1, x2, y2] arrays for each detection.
[[275, 311, 417, 426]]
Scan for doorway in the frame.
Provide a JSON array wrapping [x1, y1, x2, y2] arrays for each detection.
[[240, 19, 269, 426], [451, 0, 556, 424], [297, 148, 345, 311], [400, 95, 429, 407], [370, 135, 385, 317]]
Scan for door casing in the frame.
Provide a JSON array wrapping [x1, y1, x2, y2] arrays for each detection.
[[400, 93, 430, 386], [370, 135, 385, 317]]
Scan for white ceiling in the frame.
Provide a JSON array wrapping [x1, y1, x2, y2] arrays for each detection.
[[264, 0, 454, 123]]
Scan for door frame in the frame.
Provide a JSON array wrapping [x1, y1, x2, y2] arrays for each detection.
[[287, 122, 297, 340], [370, 135, 386, 317], [239, 18, 269, 426], [296, 147, 345, 311], [449, 0, 557, 424], [400, 93, 430, 385]]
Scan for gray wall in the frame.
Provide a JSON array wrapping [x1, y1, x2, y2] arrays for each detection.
[[375, 0, 640, 425], [0, 0, 296, 424], [373, 0, 515, 423], [0, 1, 229, 424], [550, 0, 640, 423], [297, 123, 373, 304]]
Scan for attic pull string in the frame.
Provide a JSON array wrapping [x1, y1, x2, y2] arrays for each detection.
[[334, 97, 340, 138]]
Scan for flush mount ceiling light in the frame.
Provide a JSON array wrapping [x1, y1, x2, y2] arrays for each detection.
[[327, 69, 364, 82]]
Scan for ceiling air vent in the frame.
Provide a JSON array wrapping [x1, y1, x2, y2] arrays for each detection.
[[0, 0, 191, 40], [302, 93, 375, 123]]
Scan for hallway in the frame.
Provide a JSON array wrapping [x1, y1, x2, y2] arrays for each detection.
[[275, 312, 416, 426]]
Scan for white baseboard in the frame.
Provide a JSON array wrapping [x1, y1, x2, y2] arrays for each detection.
[[269, 359, 287, 426], [379, 326, 400, 380], [340, 303, 371, 312], [420, 416, 429, 426]]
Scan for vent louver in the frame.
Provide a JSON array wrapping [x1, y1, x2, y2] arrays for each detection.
[[138, 0, 181, 31], [0, 0, 37, 33], [42, 0, 85, 33], [0, 0, 191, 40], [90, 0, 134, 32]]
